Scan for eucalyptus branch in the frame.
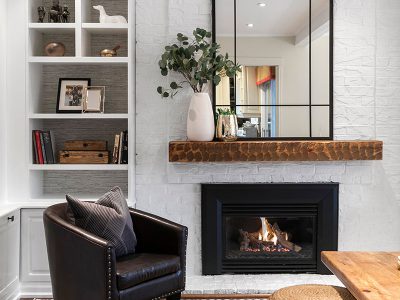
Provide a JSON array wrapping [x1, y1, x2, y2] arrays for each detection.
[[157, 28, 241, 98]]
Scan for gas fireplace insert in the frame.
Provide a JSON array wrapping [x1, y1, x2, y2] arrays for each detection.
[[201, 183, 338, 275]]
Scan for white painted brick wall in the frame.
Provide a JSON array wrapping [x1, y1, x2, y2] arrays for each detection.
[[136, 0, 400, 275]]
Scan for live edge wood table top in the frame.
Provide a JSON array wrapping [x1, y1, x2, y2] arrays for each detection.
[[321, 251, 400, 300]]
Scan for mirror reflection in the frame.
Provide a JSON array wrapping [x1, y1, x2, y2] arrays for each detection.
[[214, 0, 331, 138]]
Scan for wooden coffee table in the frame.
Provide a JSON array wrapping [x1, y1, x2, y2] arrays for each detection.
[[322, 251, 400, 300]]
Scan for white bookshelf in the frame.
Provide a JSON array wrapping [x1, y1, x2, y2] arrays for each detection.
[[29, 113, 129, 119], [82, 23, 128, 33], [26, 0, 135, 204], [28, 57, 129, 64], [29, 164, 129, 171]]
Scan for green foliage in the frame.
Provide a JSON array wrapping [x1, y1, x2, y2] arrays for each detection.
[[157, 28, 241, 98], [217, 108, 236, 116]]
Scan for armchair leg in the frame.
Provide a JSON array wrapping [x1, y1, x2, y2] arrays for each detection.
[[166, 292, 181, 300]]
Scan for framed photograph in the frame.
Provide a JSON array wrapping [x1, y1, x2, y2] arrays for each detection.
[[56, 78, 91, 113], [82, 86, 106, 113]]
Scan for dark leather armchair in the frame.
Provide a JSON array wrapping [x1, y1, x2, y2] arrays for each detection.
[[43, 203, 188, 300]]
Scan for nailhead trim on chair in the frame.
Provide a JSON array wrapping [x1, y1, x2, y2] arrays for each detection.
[[152, 227, 188, 300], [108, 247, 112, 300], [153, 288, 185, 300]]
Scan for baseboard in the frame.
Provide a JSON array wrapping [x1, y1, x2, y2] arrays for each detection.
[[0, 278, 20, 300], [19, 282, 52, 299]]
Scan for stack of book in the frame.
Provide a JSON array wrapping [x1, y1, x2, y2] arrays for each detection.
[[112, 130, 128, 164], [32, 130, 55, 164]]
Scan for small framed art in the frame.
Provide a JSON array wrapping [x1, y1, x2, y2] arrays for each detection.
[[82, 86, 106, 113], [56, 78, 91, 113]]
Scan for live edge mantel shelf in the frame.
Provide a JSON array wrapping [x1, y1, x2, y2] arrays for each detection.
[[169, 140, 383, 162]]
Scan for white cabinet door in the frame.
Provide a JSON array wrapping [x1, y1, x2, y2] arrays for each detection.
[[0, 210, 20, 298], [20, 209, 50, 284]]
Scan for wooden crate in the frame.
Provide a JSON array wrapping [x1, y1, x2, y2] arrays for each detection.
[[63, 140, 108, 151], [59, 151, 109, 164]]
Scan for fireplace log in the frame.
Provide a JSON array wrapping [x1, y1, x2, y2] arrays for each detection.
[[239, 229, 250, 250], [272, 223, 302, 252], [239, 229, 275, 250]]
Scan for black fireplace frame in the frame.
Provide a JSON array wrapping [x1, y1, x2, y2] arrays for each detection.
[[201, 183, 338, 275]]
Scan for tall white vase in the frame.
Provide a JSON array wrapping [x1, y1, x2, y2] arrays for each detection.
[[187, 93, 215, 141]]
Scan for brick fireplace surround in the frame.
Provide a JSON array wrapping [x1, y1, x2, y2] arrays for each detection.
[[135, 0, 400, 293]]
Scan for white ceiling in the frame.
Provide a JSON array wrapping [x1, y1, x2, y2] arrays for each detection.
[[215, 0, 329, 37]]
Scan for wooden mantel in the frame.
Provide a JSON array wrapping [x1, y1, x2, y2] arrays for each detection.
[[169, 140, 383, 163]]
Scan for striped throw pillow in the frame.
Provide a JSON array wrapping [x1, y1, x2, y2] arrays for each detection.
[[66, 186, 137, 257]]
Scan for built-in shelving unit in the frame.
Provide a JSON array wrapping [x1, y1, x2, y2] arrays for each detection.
[[29, 164, 129, 171], [29, 113, 129, 119], [26, 0, 134, 203]]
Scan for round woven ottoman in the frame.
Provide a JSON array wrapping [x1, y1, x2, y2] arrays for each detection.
[[270, 284, 355, 300]]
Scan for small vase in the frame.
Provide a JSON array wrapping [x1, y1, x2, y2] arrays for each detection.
[[216, 114, 238, 142], [187, 93, 215, 142]]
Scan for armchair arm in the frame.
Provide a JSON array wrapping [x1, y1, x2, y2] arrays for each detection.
[[130, 209, 188, 286], [43, 206, 118, 300]]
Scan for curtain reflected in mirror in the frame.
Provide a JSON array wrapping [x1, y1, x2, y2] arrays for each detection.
[[214, 0, 332, 139]]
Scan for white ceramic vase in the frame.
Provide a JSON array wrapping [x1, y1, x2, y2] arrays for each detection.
[[187, 93, 215, 141]]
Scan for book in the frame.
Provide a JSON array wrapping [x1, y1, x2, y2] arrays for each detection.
[[112, 134, 120, 164], [118, 131, 124, 164], [50, 131, 56, 163], [121, 130, 128, 164], [42, 131, 55, 164], [39, 132, 47, 164], [32, 131, 38, 164], [34, 130, 44, 164]]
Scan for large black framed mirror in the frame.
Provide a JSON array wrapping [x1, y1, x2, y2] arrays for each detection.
[[212, 0, 333, 140]]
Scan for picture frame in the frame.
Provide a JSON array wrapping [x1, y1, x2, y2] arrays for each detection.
[[56, 78, 91, 113], [82, 86, 106, 113]]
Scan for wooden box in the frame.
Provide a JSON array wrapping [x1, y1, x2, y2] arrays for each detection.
[[63, 140, 108, 151], [59, 151, 109, 164]]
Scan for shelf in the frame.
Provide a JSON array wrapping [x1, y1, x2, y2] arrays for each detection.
[[169, 140, 384, 162], [28, 56, 129, 64], [29, 113, 129, 119], [82, 23, 129, 33], [29, 164, 129, 171], [28, 23, 76, 33]]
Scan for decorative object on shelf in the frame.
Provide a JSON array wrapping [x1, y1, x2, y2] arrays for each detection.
[[156, 28, 240, 141], [61, 5, 70, 23], [82, 86, 105, 113], [37, 6, 46, 23], [59, 150, 109, 164], [112, 131, 128, 164], [56, 78, 91, 113], [64, 140, 107, 151], [59, 139, 109, 164], [44, 42, 66, 56], [48, 0, 62, 23], [243, 121, 259, 138], [32, 130, 55, 164], [93, 5, 127, 24], [216, 108, 238, 142], [100, 45, 121, 57]]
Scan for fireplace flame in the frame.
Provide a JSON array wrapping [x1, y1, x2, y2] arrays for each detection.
[[260, 217, 279, 245]]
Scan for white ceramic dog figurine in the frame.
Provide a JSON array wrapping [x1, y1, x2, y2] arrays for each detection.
[[93, 5, 127, 23]]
